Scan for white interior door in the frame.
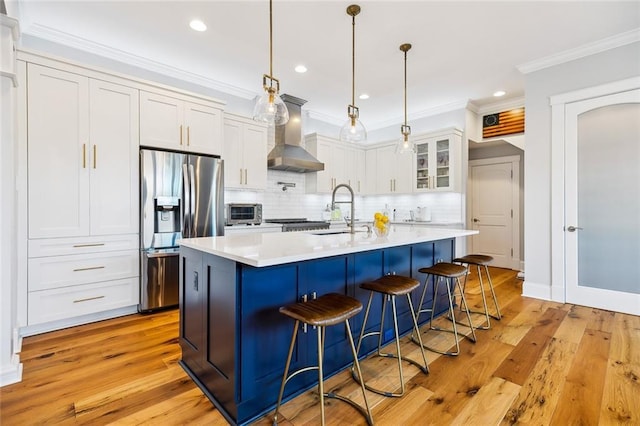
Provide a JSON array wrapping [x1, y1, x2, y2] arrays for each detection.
[[469, 159, 515, 269], [564, 88, 640, 315]]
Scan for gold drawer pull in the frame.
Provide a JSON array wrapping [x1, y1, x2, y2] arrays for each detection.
[[72, 243, 105, 248], [73, 266, 105, 272], [73, 295, 105, 303]]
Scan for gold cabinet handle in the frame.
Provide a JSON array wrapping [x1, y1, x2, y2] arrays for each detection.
[[73, 295, 105, 303], [187, 126, 190, 146], [93, 145, 97, 169], [179, 124, 183, 145], [82, 144, 86, 168], [244, 169, 248, 185], [73, 243, 105, 248], [240, 169, 243, 185], [73, 266, 105, 272]]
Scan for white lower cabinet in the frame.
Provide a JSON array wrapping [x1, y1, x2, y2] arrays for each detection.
[[28, 278, 138, 326], [27, 235, 140, 326]]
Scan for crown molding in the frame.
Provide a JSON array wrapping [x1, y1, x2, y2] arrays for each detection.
[[305, 110, 344, 127], [23, 23, 258, 100], [471, 96, 525, 115], [518, 28, 640, 74]]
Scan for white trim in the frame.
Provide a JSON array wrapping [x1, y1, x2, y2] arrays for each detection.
[[522, 280, 552, 301], [468, 155, 521, 270], [23, 23, 256, 100], [518, 28, 640, 74], [19, 305, 139, 337], [550, 76, 640, 105], [0, 354, 23, 387], [472, 97, 525, 116], [551, 78, 640, 309]]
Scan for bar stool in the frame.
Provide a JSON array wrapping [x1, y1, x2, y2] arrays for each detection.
[[352, 275, 429, 397], [412, 263, 477, 356], [453, 254, 502, 330], [273, 292, 374, 426]]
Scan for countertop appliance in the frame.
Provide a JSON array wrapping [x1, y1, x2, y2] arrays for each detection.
[[225, 203, 262, 225], [140, 148, 224, 312], [264, 218, 329, 232]]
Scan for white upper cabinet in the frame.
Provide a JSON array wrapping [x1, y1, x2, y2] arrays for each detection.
[[370, 144, 413, 194], [305, 133, 365, 194], [140, 90, 223, 155], [413, 128, 462, 192], [27, 64, 139, 239], [223, 114, 268, 190]]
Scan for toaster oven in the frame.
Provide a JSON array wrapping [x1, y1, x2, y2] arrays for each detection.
[[225, 203, 263, 225]]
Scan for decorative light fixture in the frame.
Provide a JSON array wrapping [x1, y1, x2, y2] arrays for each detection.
[[253, 0, 289, 126], [339, 4, 366, 143], [396, 43, 416, 154]]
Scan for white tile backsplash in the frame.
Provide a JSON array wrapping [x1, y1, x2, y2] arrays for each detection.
[[225, 171, 463, 223]]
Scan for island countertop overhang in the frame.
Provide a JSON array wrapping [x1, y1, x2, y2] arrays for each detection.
[[179, 228, 478, 267]]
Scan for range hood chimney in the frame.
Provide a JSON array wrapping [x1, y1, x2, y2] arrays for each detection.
[[267, 94, 325, 173]]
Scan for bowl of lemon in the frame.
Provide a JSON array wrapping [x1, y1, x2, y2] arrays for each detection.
[[373, 212, 390, 237]]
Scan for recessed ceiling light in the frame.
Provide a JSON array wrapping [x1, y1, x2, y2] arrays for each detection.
[[294, 65, 307, 73], [359, 93, 370, 100], [189, 19, 207, 32], [493, 90, 506, 97]]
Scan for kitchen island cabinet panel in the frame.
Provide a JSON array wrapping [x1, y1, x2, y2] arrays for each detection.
[[179, 234, 465, 425]]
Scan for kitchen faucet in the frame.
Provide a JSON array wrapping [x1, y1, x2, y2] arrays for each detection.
[[331, 183, 355, 234]]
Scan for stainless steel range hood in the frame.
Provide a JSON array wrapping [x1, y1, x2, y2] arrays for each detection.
[[267, 94, 325, 173]]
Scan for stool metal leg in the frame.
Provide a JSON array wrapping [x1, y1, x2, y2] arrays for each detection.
[[317, 325, 325, 425], [354, 292, 428, 398], [413, 275, 476, 356], [274, 320, 300, 425], [457, 263, 502, 329]]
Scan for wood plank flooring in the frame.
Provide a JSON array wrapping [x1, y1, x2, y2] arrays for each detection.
[[1, 268, 638, 425]]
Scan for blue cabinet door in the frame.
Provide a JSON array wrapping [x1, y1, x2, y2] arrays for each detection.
[[299, 256, 353, 374], [180, 247, 205, 375], [238, 264, 306, 408]]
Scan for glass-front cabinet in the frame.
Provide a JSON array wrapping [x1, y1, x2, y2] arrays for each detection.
[[414, 128, 462, 192]]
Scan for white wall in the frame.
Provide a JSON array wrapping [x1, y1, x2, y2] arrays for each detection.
[[523, 41, 640, 299]]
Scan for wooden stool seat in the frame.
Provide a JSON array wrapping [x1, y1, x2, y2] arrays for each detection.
[[453, 254, 494, 266], [413, 262, 476, 356], [279, 293, 362, 326], [418, 262, 467, 278], [274, 293, 373, 425], [360, 275, 420, 296], [354, 274, 429, 398], [453, 254, 502, 329]]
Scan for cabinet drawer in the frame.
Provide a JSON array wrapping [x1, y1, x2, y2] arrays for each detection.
[[28, 234, 138, 257], [28, 250, 139, 291], [28, 278, 139, 325]]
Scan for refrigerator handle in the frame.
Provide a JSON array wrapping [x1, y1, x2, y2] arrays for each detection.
[[182, 164, 191, 238], [189, 164, 196, 238]]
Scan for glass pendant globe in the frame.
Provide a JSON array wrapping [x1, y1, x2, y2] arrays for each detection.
[[396, 135, 416, 154], [339, 117, 367, 143], [253, 90, 289, 126]]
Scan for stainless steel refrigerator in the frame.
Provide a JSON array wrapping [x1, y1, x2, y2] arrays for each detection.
[[139, 148, 224, 312]]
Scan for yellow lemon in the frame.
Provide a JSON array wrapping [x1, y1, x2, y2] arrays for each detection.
[[374, 212, 382, 220]]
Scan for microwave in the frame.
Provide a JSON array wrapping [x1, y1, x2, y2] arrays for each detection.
[[225, 203, 263, 225]]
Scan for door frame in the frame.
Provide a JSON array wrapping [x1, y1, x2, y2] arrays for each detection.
[[550, 76, 640, 306], [468, 155, 521, 270]]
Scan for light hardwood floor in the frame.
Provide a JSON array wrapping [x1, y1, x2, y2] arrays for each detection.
[[1, 268, 638, 425]]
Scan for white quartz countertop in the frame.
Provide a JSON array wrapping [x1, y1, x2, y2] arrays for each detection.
[[224, 223, 283, 229], [179, 227, 478, 267]]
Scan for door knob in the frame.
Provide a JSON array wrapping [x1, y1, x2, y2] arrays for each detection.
[[566, 226, 583, 232], [473, 218, 479, 223]]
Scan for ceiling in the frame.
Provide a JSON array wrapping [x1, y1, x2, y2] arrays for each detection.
[[12, 1, 640, 130]]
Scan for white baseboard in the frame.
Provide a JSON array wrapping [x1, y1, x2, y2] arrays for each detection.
[[20, 305, 138, 337], [522, 280, 552, 301], [0, 354, 23, 387]]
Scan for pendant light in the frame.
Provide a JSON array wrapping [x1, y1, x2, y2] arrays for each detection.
[[253, 0, 289, 126], [339, 4, 367, 143], [396, 43, 416, 154]]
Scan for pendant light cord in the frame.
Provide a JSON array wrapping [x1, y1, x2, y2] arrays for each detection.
[[403, 48, 407, 127], [351, 12, 356, 107], [269, 0, 273, 78]]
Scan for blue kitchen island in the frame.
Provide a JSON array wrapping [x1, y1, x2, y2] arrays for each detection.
[[178, 227, 477, 425]]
